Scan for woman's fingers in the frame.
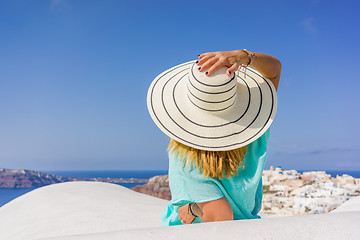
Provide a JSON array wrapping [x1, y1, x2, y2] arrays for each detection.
[[198, 52, 215, 59], [198, 53, 206, 58], [197, 51, 240, 76], [226, 62, 240, 76], [197, 54, 216, 66], [198, 57, 218, 72], [179, 215, 195, 224], [204, 60, 226, 76]]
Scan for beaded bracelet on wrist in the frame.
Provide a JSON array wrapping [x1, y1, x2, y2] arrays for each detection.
[[188, 202, 199, 218]]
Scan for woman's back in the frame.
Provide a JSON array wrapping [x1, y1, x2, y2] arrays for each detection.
[[161, 128, 271, 226]]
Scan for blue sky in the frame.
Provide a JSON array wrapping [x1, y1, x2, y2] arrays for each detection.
[[0, 0, 359, 171]]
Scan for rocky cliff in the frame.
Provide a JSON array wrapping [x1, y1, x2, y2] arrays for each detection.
[[0, 168, 76, 188], [131, 175, 171, 200]]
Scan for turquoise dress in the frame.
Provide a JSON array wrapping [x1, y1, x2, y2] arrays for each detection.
[[160, 128, 271, 226]]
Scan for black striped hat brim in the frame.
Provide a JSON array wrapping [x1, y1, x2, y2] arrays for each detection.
[[147, 60, 277, 151]]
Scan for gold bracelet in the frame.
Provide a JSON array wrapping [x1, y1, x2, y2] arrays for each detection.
[[239, 49, 254, 79], [241, 49, 254, 66]]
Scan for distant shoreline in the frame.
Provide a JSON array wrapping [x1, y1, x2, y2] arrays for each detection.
[[1, 167, 359, 189], [0, 168, 150, 189], [297, 170, 360, 178], [1, 167, 360, 211]]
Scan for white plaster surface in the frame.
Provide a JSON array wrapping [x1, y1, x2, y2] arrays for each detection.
[[331, 196, 360, 213], [0, 181, 168, 240], [0, 181, 359, 240]]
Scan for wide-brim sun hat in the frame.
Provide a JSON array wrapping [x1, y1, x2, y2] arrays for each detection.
[[147, 60, 277, 151]]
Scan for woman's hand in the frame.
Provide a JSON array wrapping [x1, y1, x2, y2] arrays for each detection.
[[197, 50, 248, 77], [197, 50, 282, 91], [178, 203, 196, 224]]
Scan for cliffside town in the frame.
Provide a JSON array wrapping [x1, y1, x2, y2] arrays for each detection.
[[261, 166, 360, 216], [131, 166, 360, 216]]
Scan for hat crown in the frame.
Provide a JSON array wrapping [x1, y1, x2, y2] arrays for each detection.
[[187, 63, 237, 112]]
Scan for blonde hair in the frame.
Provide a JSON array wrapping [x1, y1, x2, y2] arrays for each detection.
[[167, 139, 248, 180]]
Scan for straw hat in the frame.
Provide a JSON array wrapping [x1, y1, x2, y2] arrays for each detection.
[[147, 60, 277, 151]]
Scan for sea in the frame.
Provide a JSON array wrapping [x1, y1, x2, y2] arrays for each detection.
[[0, 169, 359, 208]]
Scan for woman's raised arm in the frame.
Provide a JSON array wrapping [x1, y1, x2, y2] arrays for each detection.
[[196, 50, 281, 91]]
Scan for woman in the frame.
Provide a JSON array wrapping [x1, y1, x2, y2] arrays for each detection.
[[147, 49, 281, 225]]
